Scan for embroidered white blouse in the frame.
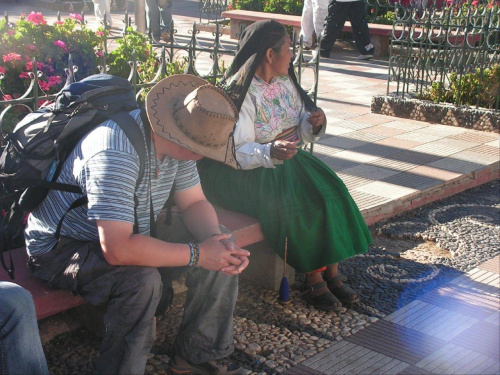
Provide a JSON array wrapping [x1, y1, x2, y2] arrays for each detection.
[[234, 75, 325, 169]]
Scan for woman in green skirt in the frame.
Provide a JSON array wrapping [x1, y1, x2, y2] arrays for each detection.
[[199, 20, 372, 311]]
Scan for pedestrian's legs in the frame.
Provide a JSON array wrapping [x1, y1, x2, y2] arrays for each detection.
[[300, 0, 315, 47], [312, 0, 329, 39], [347, 0, 373, 54], [145, 0, 161, 40], [93, 0, 112, 27], [320, 1, 349, 56], [158, 0, 173, 34], [0, 282, 49, 375]]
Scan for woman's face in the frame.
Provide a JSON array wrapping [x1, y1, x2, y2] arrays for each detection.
[[270, 34, 293, 77]]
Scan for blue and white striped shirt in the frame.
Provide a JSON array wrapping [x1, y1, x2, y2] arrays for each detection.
[[25, 109, 200, 256]]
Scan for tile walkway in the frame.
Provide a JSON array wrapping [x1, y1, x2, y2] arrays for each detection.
[[291, 256, 499, 375], [2, 2, 499, 374]]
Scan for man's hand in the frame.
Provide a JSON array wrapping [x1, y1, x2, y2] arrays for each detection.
[[270, 140, 298, 160], [198, 233, 250, 275]]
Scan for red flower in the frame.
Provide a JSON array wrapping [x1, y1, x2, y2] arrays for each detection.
[[69, 13, 83, 21], [26, 12, 47, 25], [0, 66, 5, 74], [3, 53, 22, 63]]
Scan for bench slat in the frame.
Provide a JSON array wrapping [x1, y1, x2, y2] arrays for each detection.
[[0, 248, 84, 320]]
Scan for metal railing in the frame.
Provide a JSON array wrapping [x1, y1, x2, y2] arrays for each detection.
[[0, 14, 319, 133], [387, 3, 500, 110]]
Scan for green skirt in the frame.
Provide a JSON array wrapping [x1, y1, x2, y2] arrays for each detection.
[[199, 150, 372, 273]]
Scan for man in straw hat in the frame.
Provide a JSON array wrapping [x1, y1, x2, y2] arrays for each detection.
[[24, 74, 250, 374]]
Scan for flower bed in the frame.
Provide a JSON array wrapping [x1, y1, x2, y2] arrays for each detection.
[[0, 11, 164, 133], [371, 95, 499, 133]]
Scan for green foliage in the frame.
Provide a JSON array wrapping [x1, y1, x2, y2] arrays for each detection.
[[106, 27, 159, 82], [418, 64, 500, 109], [229, 0, 303, 15]]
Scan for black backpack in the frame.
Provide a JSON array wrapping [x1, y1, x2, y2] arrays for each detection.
[[0, 74, 149, 279]]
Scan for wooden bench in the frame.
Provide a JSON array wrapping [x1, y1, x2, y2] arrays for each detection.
[[221, 9, 397, 57], [0, 206, 294, 320]]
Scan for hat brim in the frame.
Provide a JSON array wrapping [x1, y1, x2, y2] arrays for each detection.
[[146, 74, 238, 167]]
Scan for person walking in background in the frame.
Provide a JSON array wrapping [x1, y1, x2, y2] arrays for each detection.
[[0, 282, 49, 375], [146, 0, 173, 43], [299, 0, 329, 50], [93, 0, 112, 28], [319, 0, 375, 60]]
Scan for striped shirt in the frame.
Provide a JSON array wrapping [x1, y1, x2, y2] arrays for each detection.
[[25, 109, 200, 256]]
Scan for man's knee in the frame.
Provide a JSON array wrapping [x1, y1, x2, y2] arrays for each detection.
[[115, 267, 163, 308], [0, 282, 36, 318]]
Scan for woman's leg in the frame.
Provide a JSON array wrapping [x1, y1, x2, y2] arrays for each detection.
[[324, 264, 359, 304]]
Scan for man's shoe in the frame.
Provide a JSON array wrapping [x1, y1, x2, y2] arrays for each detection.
[[358, 44, 375, 60], [170, 354, 250, 375], [319, 50, 331, 58], [358, 53, 374, 60]]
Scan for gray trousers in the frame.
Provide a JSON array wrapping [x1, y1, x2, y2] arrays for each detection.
[[28, 213, 238, 374]]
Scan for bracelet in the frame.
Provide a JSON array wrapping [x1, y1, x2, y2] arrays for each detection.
[[187, 243, 200, 267]]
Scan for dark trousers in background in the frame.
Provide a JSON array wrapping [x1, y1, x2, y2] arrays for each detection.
[[320, 0, 372, 55], [28, 214, 237, 375]]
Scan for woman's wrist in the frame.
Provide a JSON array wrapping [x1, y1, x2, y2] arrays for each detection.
[[270, 141, 277, 159]]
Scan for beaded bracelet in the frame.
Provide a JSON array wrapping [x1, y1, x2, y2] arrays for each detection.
[[187, 243, 200, 267]]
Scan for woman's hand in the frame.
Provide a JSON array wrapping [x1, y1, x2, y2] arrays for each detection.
[[270, 140, 298, 160], [308, 108, 325, 134]]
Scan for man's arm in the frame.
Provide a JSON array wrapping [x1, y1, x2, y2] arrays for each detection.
[[174, 183, 250, 275], [96, 184, 249, 274]]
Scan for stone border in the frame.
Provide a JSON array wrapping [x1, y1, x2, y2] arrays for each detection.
[[371, 95, 499, 133]]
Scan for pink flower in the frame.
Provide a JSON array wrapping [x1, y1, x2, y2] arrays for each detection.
[[3, 53, 21, 63], [48, 75, 61, 86], [39, 80, 50, 91], [96, 51, 103, 57], [54, 40, 68, 52], [19, 72, 30, 79], [69, 13, 83, 21], [6, 30, 15, 36], [26, 44, 37, 52], [53, 20, 65, 25], [2, 94, 13, 101], [25, 61, 46, 71], [26, 12, 47, 25], [0, 66, 5, 74], [96, 30, 104, 36], [263, 84, 281, 100]]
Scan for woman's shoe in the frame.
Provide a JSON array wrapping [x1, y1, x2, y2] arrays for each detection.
[[302, 281, 343, 311], [325, 276, 359, 304]]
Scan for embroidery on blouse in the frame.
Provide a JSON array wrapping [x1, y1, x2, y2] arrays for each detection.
[[249, 76, 301, 143]]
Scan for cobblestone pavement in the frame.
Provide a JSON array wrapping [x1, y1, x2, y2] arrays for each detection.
[[40, 179, 499, 375]]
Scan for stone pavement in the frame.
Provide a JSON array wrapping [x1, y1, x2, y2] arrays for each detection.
[[290, 255, 500, 375], [2, 1, 499, 374]]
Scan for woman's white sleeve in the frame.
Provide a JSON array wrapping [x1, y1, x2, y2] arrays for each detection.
[[234, 95, 281, 169]]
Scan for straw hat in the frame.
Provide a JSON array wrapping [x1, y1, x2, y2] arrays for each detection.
[[146, 74, 239, 168]]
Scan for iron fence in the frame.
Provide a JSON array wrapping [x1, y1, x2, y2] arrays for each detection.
[[387, 3, 500, 110], [0, 14, 319, 134]]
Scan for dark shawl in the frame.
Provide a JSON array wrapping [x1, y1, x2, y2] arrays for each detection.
[[219, 20, 316, 112]]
